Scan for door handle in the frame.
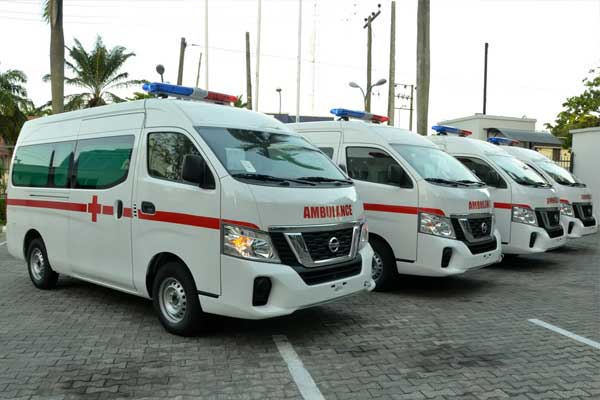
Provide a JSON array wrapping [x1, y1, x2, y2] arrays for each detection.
[[116, 200, 123, 219], [141, 201, 156, 215]]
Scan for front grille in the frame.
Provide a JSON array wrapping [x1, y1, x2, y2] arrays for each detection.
[[451, 218, 497, 255], [466, 217, 493, 239], [293, 256, 362, 285], [536, 209, 564, 238], [466, 239, 498, 254], [573, 203, 596, 227], [270, 232, 300, 266], [302, 228, 354, 261]]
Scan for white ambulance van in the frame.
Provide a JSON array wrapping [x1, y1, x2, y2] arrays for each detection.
[[501, 146, 598, 238], [7, 83, 373, 336], [289, 109, 502, 290], [430, 127, 567, 255]]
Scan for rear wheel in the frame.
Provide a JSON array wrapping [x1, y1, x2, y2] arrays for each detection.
[[369, 237, 396, 291], [27, 238, 58, 289], [152, 261, 205, 336]]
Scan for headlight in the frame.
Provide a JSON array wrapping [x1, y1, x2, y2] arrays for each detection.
[[560, 203, 574, 217], [222, 224, 280, 263], [512, 206, 537, 226], [359, 222, 369, 250], [419, 212, 456, 239]]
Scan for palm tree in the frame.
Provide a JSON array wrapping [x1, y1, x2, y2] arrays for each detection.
[[43, 0, 64, 114], [416, 0, 430, 136], [0, 68, 32, 145], [44, 36, 146, 110]]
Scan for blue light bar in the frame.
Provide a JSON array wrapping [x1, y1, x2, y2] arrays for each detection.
[[431, 125, 472, 136], [143, 82, 194, 96], [330, 108, 389, 123], [488, 137, 519, 145]]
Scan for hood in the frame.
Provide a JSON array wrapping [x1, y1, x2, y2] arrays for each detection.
[[418, 182, 493, 216], [511, 184, 559, 209], [553, 184, 593, 205], [220, 176, 362, 230]]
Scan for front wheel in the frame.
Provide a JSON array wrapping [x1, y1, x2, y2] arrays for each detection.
[[27, 238, 59, 289], [152, 262, 205, 336], [369, 238, 397, 291]]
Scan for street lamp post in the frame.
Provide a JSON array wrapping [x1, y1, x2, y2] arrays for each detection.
[[276, 88, 282, 114], [190, 44, 203, 88], [155, 64, 165, 82], [349, 78, 387, 111]]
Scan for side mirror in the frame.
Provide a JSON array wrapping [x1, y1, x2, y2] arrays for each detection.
[[182, 154, 215, 189], [388, 164, 412, 188]]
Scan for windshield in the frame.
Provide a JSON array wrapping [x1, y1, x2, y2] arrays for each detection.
[[195, 126, 349, 186], [391, 144, 483, 186], [488, 154, 549, 187], [535, 160, 583, 186]]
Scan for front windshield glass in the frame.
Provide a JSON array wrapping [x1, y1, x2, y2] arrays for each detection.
[[488, 154, 549, 186], [195, 126, 349, 185], [535, 160, 582, 186], [391, 144, 483, 185]]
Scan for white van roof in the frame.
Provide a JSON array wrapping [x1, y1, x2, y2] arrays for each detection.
[[429, 135, 510, 157], [501, 146, 549, 162], [18, 99, 291, 144], [289, 120, 438, 148]]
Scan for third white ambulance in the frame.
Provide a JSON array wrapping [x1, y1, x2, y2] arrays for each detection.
[[430, 127, 567, 255], [290, 109, 502, 290], [501, 146, 597, 238], [7, 84, 373, 336]]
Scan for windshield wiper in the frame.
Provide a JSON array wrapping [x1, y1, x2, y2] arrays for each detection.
[[456, 179, 485, 186], [231, 173, 316, 186], [425, 178, 463, 186], [296, 176, 353, 185]]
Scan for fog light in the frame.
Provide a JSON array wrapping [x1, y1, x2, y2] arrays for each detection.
[[529, 232, 537, 248], [568, 222, 574, 234], [441, 247, 453, 269], [252, 277, 272, 306]]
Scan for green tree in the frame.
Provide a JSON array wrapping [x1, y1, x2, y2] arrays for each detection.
[[43, 0, 65, 114], [0, 68, 32, 145], [45, 36, 146, 110], [546, 68, 600, 148]]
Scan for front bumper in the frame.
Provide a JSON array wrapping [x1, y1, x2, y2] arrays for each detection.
[[198, 245, 374, 319], [395, 231, 502, 277], [561, 215, 598, 239], [502, 222, 566, 254]]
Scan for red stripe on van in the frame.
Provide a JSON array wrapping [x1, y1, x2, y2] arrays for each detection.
[[364, 203, 446, 217], [123, 208, 132, 218], [6, 198, 87, 213], [560, 199, 569, 204], [494, 202, 531, 210], [102, 205, 114, 215], [221, 219, 260, 230], [138, 210, 221, 230]]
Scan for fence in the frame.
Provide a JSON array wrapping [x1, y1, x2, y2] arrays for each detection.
[[556, 153, 574, 172]]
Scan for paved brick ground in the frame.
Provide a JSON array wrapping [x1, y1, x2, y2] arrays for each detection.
[[0, 233, 598, 400]]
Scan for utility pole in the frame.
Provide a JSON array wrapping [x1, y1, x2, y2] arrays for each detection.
[[195, 52, 202, 88], [254, 0, 262, 111], [177, 37, 187, 85], [416, 0, 430, 135], [295, 0, 303, 123], [409, 84, 414, 131], [245, 32, 253, 110], [483, 42, 488, 114], [204, 0, 209, 89], [363, 4, 382, 112], [387, 1, 396, 125], [394, 83, 415, 130]]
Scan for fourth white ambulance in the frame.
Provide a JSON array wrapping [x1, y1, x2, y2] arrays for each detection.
[[7, 83, 373, 336], [290, 109, 502, 290]]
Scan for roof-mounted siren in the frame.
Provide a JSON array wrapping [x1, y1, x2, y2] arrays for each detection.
[[142, 82, 238, 105], [487, 136, 520, 146], [330, 108, 389, 124], [431, 125, 472, 137]]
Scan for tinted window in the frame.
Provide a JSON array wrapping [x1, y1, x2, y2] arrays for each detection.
[[346, 147, 408, 185], [319, 147, 334, 159], [148, 132, 202, 183], [12, 144, 53, 187], [488, 154, 550, 187], [74, 135, 134, 189], [51, 141, 75, 187], [457, 156, 507, 188]]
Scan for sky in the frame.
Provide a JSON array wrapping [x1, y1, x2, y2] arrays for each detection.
[[1, 0, 599, 132]]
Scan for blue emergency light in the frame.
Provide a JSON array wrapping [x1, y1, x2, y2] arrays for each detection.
[[330, 108, 389, 124], [142, 82, 238, 104], [431, 125, 472, 136], [488, 137, 519, 145]]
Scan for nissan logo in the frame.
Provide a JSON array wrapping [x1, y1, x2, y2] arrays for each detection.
[[480, 222, 489, 234], [328, 237, 340, 253]]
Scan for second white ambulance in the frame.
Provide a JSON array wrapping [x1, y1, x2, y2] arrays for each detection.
[[290, 109, 502, 290], [7, 84, 373, 336], [430, 127, 567, 255], [501, 146, 597, 238]]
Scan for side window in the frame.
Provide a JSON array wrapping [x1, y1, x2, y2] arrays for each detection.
[[457, 156, 507, 189], [148, 132, 207, 184], [50, 141, 75, 188], [319, 147, 334, 159], [74, 135, 134, 189], [12, 144, 53, 187], [346, 146, 409, 186]]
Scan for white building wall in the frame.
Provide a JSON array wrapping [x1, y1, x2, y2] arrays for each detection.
[[436, 114, 536, 142], [571, 127, 600, 214]]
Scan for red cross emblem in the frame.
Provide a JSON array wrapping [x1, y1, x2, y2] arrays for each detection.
[[87, 195, 102, 222]]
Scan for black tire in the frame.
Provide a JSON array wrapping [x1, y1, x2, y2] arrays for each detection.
[[152, 261, 205, 336], [27, 238, 58, 289], [369, 237, 397, 291]]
